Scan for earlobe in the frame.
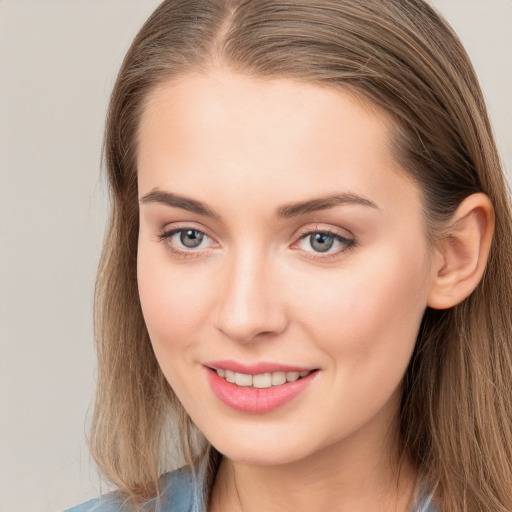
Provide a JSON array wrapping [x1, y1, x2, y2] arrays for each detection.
[[427, 193, 495, 310]]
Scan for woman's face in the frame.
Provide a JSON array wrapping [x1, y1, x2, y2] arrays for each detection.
[[137, 70, 435, 466]]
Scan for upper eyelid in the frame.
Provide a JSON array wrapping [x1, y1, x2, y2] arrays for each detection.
[[158, 223, 352, 239], [293, 230, 355, 249], [159, 227, 216, 246], [160, 223, 213, 238], [294, 223, 355, 240], [158, 221, 353, 237], [297, 231, 353, 243]]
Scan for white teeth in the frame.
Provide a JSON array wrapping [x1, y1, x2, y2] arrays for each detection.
[[271, 372, 287, 385], [253, 373, 272, 389], [215, 369, 312, 387], [235, 373, 253, 387]]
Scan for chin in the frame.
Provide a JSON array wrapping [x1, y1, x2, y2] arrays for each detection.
[[205, 426, 321, 467], [216, 445, 306, 467]]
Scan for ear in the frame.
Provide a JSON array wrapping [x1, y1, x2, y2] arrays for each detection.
[[427, 193, 495, 310]]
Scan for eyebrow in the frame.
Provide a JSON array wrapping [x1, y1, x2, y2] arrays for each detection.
[[139, 189, 378, 219], [140, 189, 221, 219], [276, 193, 378, 217]]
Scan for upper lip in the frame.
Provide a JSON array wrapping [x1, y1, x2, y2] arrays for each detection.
[[204, 360, 316, 374]]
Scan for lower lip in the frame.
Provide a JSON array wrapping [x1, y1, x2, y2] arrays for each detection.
[[205, 368, 317, 414]]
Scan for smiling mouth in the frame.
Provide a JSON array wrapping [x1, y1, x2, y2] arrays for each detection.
[[205, 365, 319, 413], [209, 368, 316, 388]]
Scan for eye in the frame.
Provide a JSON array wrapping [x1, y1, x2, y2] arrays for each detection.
[[308, 232, 336, 253], [176, 229, 205, 248], [295, 229, 355, 258], [158, 227, 216, 257]]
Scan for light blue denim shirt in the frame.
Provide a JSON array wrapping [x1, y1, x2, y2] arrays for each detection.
[[64, 466, 439, 512], [63, 468, 199, 512]]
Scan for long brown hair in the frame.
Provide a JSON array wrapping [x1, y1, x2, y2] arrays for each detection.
[[91, 1, 512, 510]]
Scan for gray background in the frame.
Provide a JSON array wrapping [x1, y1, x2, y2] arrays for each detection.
[[0, 1, 510, 511]]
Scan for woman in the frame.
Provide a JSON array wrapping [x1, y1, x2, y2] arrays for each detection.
[[67, 0, 512, 510]]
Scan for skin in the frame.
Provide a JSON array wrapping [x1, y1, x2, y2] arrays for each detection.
[[136, 69, 492, 511]]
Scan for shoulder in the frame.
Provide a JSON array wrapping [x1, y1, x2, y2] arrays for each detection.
[[62, 495, 122, 512], [63, 467, 201, 512]]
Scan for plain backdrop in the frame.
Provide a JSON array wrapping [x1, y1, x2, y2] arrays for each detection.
[[0, 1, 510, 511]]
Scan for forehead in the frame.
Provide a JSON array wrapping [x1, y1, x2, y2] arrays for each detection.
[[136, 69, 420, 220], [138, 69, 393, 160]]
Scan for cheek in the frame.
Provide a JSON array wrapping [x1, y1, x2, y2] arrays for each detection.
[[137, 246, 214, 362], [291, 243, 430, 366]]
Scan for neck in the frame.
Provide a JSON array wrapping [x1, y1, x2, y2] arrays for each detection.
[[209, 408, 418, 512]]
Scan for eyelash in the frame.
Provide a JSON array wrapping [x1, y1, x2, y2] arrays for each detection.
[[157, 227, 214, 260], [293, 228, 356, 261], [157, 226, 356, 261]]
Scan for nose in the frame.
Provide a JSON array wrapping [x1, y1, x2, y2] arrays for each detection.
[[214, 247, 288, 343]]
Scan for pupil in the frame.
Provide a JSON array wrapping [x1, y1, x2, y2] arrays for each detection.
[[180, 230, 204, 248], [310, 233, 334, 252]]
